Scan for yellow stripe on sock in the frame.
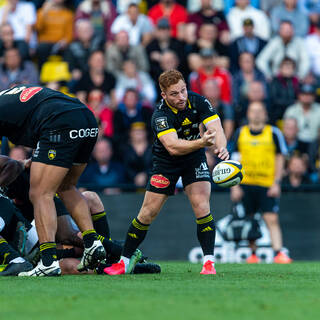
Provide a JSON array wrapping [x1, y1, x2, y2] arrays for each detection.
[[82, 229, 96, 237], [0, 239, 8, 244], [92, 211, 106, 222], [40, 243, 56, 251], [132, 218, 149, 231], [196, 215, 213, 225], [97, 235, 105, 242]]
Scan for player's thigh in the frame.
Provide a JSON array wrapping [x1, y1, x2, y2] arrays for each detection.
[[29, 162, 69, 198], [138, 191, 168, 223], [57, 164, 87, 192], [185, 181, 211, 218]]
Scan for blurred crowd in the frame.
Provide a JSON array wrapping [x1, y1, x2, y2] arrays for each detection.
[[1, 0, 320, 193]]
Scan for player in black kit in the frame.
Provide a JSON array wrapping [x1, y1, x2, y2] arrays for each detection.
[[0, 85, 106, 276], [105, 70, 229, 275]]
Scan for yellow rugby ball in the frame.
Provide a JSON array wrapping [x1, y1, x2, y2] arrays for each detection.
[[212, 160, 244, 187]]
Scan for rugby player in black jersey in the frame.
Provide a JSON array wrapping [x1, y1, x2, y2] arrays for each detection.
[[0, 86, 106, 276], [105, 70, 229, 275]]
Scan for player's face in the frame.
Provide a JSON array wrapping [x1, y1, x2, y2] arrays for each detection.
[[161, 80, 188, 110]]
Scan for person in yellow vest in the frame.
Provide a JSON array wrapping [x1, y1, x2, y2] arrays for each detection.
[[230, 101, 292, 264]]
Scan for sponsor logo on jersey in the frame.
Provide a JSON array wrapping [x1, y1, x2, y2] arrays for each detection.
[[182, 118, 192, 126], [183, 128, 191, 136], [48, 149, 56, 160], [19, 87, 43, 102], [69, 128, 99, 139], [150, 174, 170, 188], [155, 117, 169, 130], [195, 162, 210, 179]]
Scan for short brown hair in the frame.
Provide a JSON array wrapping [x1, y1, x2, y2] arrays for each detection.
[[158, 69, 185, 92]]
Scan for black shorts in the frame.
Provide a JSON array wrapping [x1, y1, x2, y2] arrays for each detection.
[[32, 107, 98, 168], [146, 155, 211, 195], [241, 184, 280, 215]]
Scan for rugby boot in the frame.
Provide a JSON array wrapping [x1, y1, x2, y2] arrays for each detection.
[[77, 240, 106, 272], [0, 260, 33, 276], [274, 252, 293, 264], [18, 260, 61, 277], [246, 253, 260, 264], [200, 260, 216, 275]]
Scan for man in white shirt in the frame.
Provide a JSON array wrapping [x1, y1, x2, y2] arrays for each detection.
[[0, 0, 36, 44], [305, 21, 320, 77], [227, 0, 271, 40], [111, 2, 154, 46]]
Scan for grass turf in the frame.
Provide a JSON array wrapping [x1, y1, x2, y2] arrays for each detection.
[[0, 262, 320, 320]]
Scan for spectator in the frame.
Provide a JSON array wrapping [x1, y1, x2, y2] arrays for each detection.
[[305, 21, 320, 77], [202, 79, 234, 140], [75, 0, 117, 43], [74, 50, 116, 107], [35, 0, 73, 67], [87, 89, 114, 138], [227, 0, 271, 41], [187, 22, 229, 72], [284, 84, 320, 150], [0, 48, 39, 90], [0, 0, 36, 45], [229, 18, 267, 72], [282, 117, 306, 157], [269, 57, 299, 124], [232, 52, 266, 109], [189, 48, 232, 104], [146, 18, 186, 82], [187, 0, 229, 40], [148, 0, 188, 38], [282, 154, 311, 189], [256, 20, 310, 80], [105, 30, 149, 76], [64, 19, 104, 83], [113, 88, 153, 147], [115, 60, 156, 104], [121, 122, 153, 187], [234, 80, 267, 127], [0, 23, 29, 61], [79, 138, 126, 194], [116, 0, 144, 14], [259, 0, 282, 15], [111, 3, 154, 46], [270, 0, 309, 37], [298, 0, 320, 33]]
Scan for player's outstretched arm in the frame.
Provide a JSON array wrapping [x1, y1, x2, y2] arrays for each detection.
[[206, 118, 229, 160], [159, 130, 216, 156]]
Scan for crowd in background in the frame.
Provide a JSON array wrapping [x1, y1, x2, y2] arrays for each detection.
[[1, 0, 320, 193]]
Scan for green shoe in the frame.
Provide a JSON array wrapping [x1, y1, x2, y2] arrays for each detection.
[[127, 249, 142, 274]]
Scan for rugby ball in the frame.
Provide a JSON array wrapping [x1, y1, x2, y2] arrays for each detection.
[[212, 160, 244, 188]]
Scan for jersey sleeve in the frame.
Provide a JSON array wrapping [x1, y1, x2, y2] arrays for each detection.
[[152, 111, 176, 139], [197, 95, 220, 126], [272, 126, 288, 155]]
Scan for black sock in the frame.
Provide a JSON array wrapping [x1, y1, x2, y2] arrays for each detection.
[[196, 213, 215, 256], [0, 238, 20, 264], [82, 229, 98, 248], [252, 249, 256, 255], [56, 248, 76, 260], [122, 218, 149, 258], [97, 235, 122, 260], [92, 211, 110, 239], [274, 250, 280, 256], [39, 242, 57, 266]]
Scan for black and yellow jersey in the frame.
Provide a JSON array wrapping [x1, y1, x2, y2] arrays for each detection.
[[0, 85, 87, 148], [151, 91, 219, 162], [231, 125, 287, 187]]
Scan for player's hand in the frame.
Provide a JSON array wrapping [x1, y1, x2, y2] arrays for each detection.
[[201, 130, 216, 147], [214, 147, 229, 160], [267, 183, 281, 198], [19, 158, 32, 170], [230, 185, 243, 202]]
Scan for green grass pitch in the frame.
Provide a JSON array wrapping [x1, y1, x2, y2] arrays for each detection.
[[1, 262, 320, 320]]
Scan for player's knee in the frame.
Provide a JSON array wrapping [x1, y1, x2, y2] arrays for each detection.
[[82, 191, 101, 214], [138, 206, 158, 224], [192, 200, 210, 216], [264, 213, 279, 226], [29, 187, 54, 204]]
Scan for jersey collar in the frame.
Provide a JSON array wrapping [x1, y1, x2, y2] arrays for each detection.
[[165, 99, 192, 114]]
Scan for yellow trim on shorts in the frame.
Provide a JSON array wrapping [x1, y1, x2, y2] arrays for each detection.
[[157, 128, 177, 138]]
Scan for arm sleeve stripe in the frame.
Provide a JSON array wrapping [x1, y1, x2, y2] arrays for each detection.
[[157, 128, 177, 138], [203, 114, 219, 125], [272, 126, 288, 155]]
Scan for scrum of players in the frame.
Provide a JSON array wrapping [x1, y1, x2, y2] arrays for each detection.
[[0, 155, 160, 276]]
